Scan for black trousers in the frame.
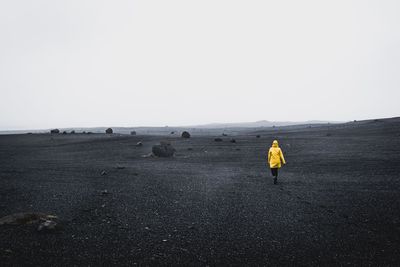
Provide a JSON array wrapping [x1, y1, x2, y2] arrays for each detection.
[[271, 168, 278, 177]]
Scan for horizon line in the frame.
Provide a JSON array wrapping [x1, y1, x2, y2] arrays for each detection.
[[2, 116, 399, 132]]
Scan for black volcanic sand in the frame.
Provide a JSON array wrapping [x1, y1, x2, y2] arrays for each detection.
[[1, 119, 400, 266]]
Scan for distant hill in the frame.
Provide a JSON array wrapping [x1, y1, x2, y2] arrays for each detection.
[[185, 120, 341, 129], [0, 120, 341, 135], [11, 117, 400, 135]]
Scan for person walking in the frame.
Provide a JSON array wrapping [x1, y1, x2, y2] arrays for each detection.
[[268, 140, 286, 184]]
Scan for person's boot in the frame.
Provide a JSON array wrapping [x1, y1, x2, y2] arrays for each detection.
[[273, 176, 277, 184]]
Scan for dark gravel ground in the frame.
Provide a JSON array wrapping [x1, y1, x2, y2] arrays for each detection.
[[1, 119, 400, 266]]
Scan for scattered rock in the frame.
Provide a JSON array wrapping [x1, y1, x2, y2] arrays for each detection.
[[236, 148, 241, 151], [101, 170, 107, 176], [187, 147, 193, 151], [181, 131, 191, 138], [37, 220, 58, 232], [87, 132, 93, 134], [70, 130, 75, 134], [256, 135, 261, 138], [50, 129, 60, 134], [130, 131, 136, 135], [214, 138, 223, 142], [152, 142, 176, 157], [101, 189, 109, 195], [0, 212, 57, 225], [136, 142, 143, 147], [170, 131, 175, 134], [105, 128, 113, 134], [116, 165, 125, 169], [230, 139, 236, 143], [62, 131, 67, 135], [326, 133, 332, 137], [222, 133, 228, 136]]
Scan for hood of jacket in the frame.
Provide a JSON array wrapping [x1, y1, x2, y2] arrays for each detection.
[[272, 140, 279, 147]]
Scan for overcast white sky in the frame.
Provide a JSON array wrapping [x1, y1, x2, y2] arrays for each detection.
[[1, 0, 399, 130]]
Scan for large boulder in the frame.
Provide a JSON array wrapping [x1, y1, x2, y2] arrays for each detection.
[[50, 129, 60, 134], [181, 131, 191, 138], [152, 142, 176, 157], [105, 128, 113, 134]]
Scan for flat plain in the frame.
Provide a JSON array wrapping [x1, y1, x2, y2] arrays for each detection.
[[1, 118, 400, 266]]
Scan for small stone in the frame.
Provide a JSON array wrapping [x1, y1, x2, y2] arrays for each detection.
[[37, 220, 57, 232], [101, 170, 107, 176]]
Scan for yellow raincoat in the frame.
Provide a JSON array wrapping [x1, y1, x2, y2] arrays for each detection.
[[268, 140, 286, 168]]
